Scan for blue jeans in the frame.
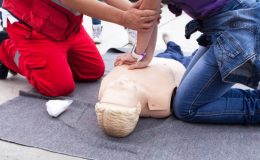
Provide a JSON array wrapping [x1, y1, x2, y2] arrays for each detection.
[[156, 41, 194, 68], [173, 0, 260, 124], [92, 18, 101, 25]]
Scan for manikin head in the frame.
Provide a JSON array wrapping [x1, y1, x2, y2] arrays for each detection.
[[95, 76, 142, 138]]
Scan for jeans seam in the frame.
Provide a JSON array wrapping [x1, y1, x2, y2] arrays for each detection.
[[188, 69, 219, 116], [196, 112, 245, 117], [195, 99, 260, 118], [257, 25, 260, 61]]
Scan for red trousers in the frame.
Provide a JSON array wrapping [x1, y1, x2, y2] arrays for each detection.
[[0, 22, 105, 97]]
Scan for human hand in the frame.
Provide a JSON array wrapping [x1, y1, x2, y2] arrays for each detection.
[[114, 52, 152, 70], [127, 52, 153, 70], [121, 1, 161, 31], [114, 53, 136, 67]]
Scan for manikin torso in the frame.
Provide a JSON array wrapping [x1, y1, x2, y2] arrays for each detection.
[[98, 57, 186, 118]]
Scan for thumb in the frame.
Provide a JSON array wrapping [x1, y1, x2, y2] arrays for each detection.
[[128, 62, 145, 70], [128, 62, 139, 70], [132, 0, 142, 8]]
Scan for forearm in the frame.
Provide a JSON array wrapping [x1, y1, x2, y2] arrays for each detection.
[[144, 26, 158, 59], [135, 0, 161, 55], [104, 0, 132, 11], [62, 0, 125, 25]]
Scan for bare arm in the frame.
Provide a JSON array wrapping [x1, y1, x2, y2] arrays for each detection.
[[114, 0, 162, 69], [141, 25, 158, 63], [62, 0, 160, 30], [62, 0, 125, 25], [104, 0, 131, 11], [127, 22, 158, 70], [135, 0, 161, 54]]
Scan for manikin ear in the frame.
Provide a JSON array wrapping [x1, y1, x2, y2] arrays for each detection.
[[95, 102, 142, 137]]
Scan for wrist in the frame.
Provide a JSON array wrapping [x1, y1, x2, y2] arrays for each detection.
[[119, 11, 127, 27], [131, 45, 146, 62]]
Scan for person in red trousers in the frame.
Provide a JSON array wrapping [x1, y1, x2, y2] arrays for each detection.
[[0, 0, 160, 97]]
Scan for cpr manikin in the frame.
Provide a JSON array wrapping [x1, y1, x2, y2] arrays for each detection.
[[95, 57, 186, 137]]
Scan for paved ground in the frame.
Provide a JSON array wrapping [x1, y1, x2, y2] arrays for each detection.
[[0, 5, 199, 160]]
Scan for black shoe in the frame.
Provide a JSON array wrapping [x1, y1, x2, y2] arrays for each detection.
[[0, 31, 15, 79], [0, 30, 9, 44], [0, 62, 8, 79]]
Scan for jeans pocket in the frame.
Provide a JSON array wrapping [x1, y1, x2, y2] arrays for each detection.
[[216, 31, 244, 59]]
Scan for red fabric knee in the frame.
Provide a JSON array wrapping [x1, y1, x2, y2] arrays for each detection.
[[4, 22, 76, 97], [68, 26, 105, 81], [21, 46, 76, 97]]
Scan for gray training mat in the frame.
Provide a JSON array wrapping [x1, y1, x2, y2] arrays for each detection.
[[0, 49, 259, 160]]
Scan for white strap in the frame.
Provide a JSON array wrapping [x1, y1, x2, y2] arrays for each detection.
[[131, 44, 146, 62], [0, 8, 19, 28]]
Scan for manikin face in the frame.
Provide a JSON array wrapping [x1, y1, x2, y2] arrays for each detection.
[[100, 76, 141, 109]]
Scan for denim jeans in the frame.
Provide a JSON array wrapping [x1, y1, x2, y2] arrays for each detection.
[[173, 0, 260, 124], [92, 18, 101, 25], [156, 41, 193, 68]]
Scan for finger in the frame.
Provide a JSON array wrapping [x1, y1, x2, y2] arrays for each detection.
[[114, 59, 121, 66], [117, 60, 124, 66], [115, 55, 128, 66], [114, 58, 120, 65], [124, 61, 136, 65], [115, 55, 122, 61], [114, 60, 121, 66], [128, 64, 141, 70], [114, 56, 122, 66], [139, 21, 156, 30], [141, 15, 158, 23], [117, 56, 129, 66], [128, 62, 146, 70], [140, 10, 160, 17]]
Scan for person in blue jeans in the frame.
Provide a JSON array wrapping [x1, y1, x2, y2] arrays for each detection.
[[116, 0, 260, 125], [171, 0, 260, 124], [92, 17, 103, 44]]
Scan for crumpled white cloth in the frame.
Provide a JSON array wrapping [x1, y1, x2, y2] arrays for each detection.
[[46, 99, 73, 117]]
